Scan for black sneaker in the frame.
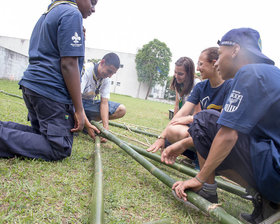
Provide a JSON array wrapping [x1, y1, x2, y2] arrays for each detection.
[[240, 193, 280, 224], [196, 188, 218, 204]]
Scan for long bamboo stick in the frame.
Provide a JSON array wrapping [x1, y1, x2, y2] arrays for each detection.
[[92, 121, 243, 224], [127, 143, 247, 198], [0, 90, 23, 99], [108, 121, 246, 196], [108, 121, 159, 138], [89, 137, 104, 224]]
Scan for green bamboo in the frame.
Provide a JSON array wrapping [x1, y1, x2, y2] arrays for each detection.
[[128, 143, 247, 198], [0, 90, 23, 99], [89, 137, 104, 224], [92, 121, 244, 224], [108, 121, 159, 138]]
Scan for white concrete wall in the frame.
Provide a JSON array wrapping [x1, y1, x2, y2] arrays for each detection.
[[0, 46, 28, 81], [0, 36, 150, 99], [85, 48, 149, 99], [0, 36, 29, 56]]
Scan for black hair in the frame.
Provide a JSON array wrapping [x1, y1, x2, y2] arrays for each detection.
[[103, 52, 120, 69]]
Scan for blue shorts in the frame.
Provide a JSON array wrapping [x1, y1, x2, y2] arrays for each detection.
[[83, 99, 120, 121], [188, 109, 257, 189]]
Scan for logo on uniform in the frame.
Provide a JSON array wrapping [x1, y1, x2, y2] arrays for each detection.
[[200, 96, 210, 109], [71, 32, 82, 47], [224, 90, 243, 112]]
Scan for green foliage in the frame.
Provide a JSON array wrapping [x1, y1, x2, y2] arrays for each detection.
[[164, 75, 176, 101], [135, 39, 172, 99], [87, 58, 100, 64]]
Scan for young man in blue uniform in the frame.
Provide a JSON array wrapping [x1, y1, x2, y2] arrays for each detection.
[[173, 28, 280, 223], [0, 0, 99, 161]]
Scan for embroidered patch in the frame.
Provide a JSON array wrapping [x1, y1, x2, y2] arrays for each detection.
[[65, 115, 69, 120], [200, 96, 210, 109], [71, 32, 82, 47], [224, 90, 243, 112]]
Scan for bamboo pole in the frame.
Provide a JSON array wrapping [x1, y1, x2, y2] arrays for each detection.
[[89, 137, 104, 224], [92, 121, 244, 224], [109, 130, 150, 147], [0, 90, 23, 99], [128, 143, 247, 198], [108, 121, 159, 138]]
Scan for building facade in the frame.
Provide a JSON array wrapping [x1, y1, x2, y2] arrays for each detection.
[[0, 36, 153, 99]]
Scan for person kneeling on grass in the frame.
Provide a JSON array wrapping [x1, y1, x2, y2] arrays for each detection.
[[81, 52, 126, 143], [172, 28, 280, 224]]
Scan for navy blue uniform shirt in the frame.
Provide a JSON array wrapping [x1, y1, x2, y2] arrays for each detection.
[[218, 63, 280, 203], [187, 79, 232, 111], [19, 1, 84, 104]]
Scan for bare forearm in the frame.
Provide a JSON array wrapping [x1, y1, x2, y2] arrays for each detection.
[[173, 136, 194, 149], [61, 57, 83, 112], [160, 102, 195, 138], [100, 100, 109, 129], [172, 101, 195, 120], [197, 126, 238, 181]]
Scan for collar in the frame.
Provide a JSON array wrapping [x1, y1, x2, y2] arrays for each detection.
[[94, 63, 101, 80], [45, 0, 77, 14]]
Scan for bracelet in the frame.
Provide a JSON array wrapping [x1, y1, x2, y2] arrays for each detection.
[[195, 175, 205, 184]]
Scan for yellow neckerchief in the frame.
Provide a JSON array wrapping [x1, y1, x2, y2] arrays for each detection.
[[44, 0, 77, 14]]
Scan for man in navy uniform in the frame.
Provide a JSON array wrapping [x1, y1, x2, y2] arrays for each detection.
[[173, 28, 280, 223], [0, 0, 99, 161]]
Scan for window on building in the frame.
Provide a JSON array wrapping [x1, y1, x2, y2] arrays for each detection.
[[111, 81, 114, 85], [117, 82, 121, 86]]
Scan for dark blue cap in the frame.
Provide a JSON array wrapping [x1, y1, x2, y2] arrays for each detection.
[[218, 28, 274, 65]]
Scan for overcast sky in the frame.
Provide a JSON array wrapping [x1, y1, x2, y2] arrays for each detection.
[[1, 0, 280, 71]]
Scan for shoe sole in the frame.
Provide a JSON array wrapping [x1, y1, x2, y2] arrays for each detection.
[[239, 210, 280, 224], [259, 211, 280, 224]]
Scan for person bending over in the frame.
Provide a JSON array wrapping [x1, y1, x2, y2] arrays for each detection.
[[81, 52, 126, 142]]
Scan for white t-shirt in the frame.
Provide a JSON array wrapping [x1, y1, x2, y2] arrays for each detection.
[[81, 62, 110, 100]]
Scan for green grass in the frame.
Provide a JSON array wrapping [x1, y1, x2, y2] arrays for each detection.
[[0, 79, 253, 223]]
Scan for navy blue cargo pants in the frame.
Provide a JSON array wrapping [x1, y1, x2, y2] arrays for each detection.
[[188, 109, 257, 189], [0, 87, 74, 161]]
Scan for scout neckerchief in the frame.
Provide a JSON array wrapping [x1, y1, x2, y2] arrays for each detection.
[[44, 0, 77, 15], [178, 83, 184, 109], [179, 96, 183, 109], [92, 62, 103, 100]]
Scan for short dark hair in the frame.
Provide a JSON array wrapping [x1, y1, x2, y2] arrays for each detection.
[[201, 47, 219, 63], [103, 53, 120, 69]]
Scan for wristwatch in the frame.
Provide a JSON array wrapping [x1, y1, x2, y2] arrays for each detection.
[[157, 135, 165, 140]]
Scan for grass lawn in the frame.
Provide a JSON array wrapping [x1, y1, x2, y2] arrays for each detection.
[[0, 79, 253, 224]]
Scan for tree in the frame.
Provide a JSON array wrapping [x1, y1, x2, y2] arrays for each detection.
[[135, 39, 172, 99], [164, 75, 176, 101]]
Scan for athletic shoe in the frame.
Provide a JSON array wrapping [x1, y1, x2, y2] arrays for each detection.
[[196, 188, 218, 203], [240, 193, 280, 224]]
